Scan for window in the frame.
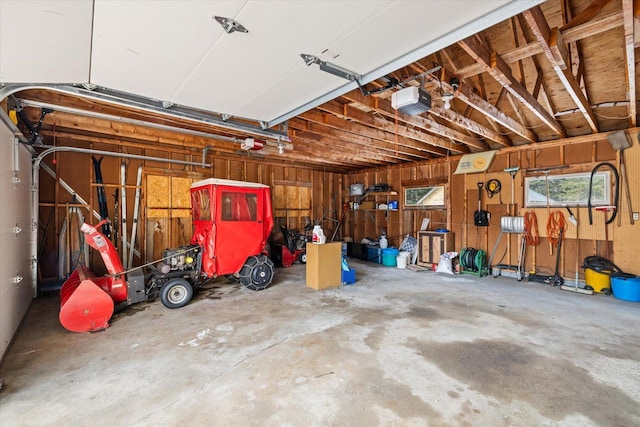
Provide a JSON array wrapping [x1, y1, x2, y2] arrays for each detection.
[[221, 192, 258, 221], [404, 186, 445, 207], [524, 172, 610, 207], [191, 188, 211, 221]]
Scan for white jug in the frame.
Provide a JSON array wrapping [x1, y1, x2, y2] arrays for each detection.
[[312, 225, 325, 244], [379, 235, 388, 249]]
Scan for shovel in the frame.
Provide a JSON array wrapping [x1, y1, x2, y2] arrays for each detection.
[[564, 206, 577, 226]]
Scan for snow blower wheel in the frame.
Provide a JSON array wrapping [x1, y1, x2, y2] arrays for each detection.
[[239, 255, 275, 291], [160, 278, 194, 309]]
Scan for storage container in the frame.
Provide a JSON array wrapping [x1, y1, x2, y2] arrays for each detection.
[[584, 268, 611, 293], [396, 253, 408, 269], [342, 268, 356, 285], [611, 275, 640, 302], [367, 246, 381, 263], [382, 248, 399, 267]]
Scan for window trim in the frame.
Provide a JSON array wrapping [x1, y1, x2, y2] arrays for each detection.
[[524, 171, 611, 208], [404, 185, 446, 208]]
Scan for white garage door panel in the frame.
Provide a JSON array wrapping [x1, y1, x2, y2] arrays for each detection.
[[174, 0, 392, 117], [330, 1, 512, 71], [0, 0, 93, 83], [0, 127, 34, 360], [90, 1, 246, 102]]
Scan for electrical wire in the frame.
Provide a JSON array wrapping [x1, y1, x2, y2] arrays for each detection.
[[594, 111, 632, 120], [546, 210, 566, 249], [524, 211, 539, 246]]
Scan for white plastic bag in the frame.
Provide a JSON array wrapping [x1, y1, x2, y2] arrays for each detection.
[[436, 252, 458, 274]]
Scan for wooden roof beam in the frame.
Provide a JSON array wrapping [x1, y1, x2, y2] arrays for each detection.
[[559, 0, 612, 32], [289, 118, 429, 161], [296, 109, 445, 157], [340, 90, 471, 154], [622, 0, 638, 126], [523, 6, 599, 132], [457, 10, 624, 80], [458, 36, 566, 138], [456, 77, 537, 142], [290, 135, 391, 168], [316, 101, 489, 155]]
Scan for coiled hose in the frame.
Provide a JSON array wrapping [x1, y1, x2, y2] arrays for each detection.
[[547, 210, 566, 249], [460, 248, 486, 272], [524, 211, 539, 246], [588, 162, 619, 225], [582, 256, 632, 277]]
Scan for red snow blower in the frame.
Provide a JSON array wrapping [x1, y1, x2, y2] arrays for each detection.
[[59, 178, 275, 332]]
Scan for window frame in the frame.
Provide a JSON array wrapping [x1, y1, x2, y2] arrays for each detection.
[[524, 171, 611, 208], [403, 185, 446, 208]]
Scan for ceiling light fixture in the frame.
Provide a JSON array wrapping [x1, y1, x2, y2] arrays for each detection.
[[300, 54, 361, 82], [440, 77, 460, 110], [213, 16, 248, 34]]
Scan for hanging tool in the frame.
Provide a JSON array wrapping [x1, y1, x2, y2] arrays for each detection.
[[485, 179, 501, 199], [127, 165, 143, 269], [474, 182, 490, 226], [564, 205, 577, 226], [606, 131, 633, 226], [595, 205, 616, 260], [121, 162, 128, 265], [113, 189, 119, 251], [504, 167, 519, 215], [91, 156, 111, 239], [560, 206, 593, 295], [525, 165, 568, 254]]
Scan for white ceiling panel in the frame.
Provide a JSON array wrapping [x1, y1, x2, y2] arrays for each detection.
[[0, 0, 93, 83], [90, 0, 247, 102], [173, 1, 393, 118], [0, 0, 544, 126]]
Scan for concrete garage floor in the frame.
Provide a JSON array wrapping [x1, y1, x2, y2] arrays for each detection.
[[1, 261, 639, 426]]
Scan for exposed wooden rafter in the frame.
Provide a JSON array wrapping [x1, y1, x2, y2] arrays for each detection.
[[339, 90, 472, 154], [523, 6, 599, 132], [458, 35, 566, 137], [456, 10, 624, 80], [622, 0, 638, 126]]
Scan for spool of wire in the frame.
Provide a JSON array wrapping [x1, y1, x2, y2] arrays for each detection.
[[500, 216, 525, 233]]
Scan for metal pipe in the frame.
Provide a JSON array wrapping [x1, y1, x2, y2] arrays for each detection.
[[30, 146, 208, 293], [33, 146, 210, 171], [1, 84, 290, 141], [17, 98, 245, 145]]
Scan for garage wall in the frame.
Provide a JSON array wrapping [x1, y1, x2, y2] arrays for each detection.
[[37, 142, 344, 275], [346, 134, 640, 277], [0, 124, 35, 361]]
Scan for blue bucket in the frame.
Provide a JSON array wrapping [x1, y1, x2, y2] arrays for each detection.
[[611, 275, 640, 302], [381, 248, 399, 266]]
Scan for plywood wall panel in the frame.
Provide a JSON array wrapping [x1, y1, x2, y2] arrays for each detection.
[[564, 142, 592, 164]]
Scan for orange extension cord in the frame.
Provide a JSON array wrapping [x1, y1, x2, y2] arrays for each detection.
[[547, 210, 566, 248], [524, 211, 539, 246]]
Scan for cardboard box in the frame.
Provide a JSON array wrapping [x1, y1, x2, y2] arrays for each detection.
[[359, 201, 375, 210], [306, 242, 342, 290]]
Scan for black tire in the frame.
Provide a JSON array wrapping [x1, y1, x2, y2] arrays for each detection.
[[160, 278, 193, 309], [239, 255, 275, 291], [225, 274, 240, 283], [603, 288, 611, 296], [299, 252, 307, 264]]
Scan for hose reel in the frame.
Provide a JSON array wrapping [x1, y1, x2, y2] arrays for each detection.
[[459, 247, 487, 276]]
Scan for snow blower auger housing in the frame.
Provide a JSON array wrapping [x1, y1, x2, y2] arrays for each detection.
[[59, 178, 275, 332]]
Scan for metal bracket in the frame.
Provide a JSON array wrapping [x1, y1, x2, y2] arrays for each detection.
[[12, 273, 23, 286], [213, 16, 248, 34]]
